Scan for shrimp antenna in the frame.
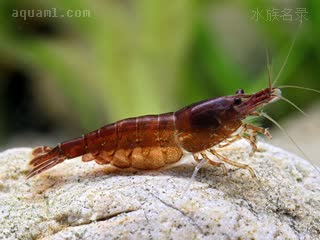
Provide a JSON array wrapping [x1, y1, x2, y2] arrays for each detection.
[[277, 95, 309, 117], [272, 22, 302, 87], [260, 112, 320, 175], [266, 47, 273, 91], [278, 85, 320, 94]]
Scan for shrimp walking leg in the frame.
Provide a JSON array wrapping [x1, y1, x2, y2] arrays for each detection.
[[242, 134, 258, 156], [195, 152, 228, 175], [217, 135, 242, 148], [241, 123, 272, 156], [243, 123, 272, 139], [216, 126, 257, 156], [209, 149, 256, 178], [182, 153, 227, 199]]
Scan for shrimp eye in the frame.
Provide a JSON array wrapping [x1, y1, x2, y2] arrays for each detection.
[[234, 98, 242, 105], [235, 89, 244, 94]]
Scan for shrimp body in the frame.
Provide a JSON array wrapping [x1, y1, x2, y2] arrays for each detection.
[[27, 87, 281, 179]]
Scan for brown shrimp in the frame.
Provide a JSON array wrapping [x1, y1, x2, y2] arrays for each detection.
[[27, 87, 281, 179]]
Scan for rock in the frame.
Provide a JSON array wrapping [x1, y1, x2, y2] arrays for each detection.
[[0, 141, 319, 239]]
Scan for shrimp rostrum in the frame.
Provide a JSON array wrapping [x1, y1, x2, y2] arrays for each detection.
[[27, 86, 281, 179]]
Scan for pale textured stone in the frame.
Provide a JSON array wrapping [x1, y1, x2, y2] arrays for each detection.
[[0, 141, 319, 240]]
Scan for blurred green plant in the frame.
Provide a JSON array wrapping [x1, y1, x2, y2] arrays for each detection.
[[0, 0, 319, 144]]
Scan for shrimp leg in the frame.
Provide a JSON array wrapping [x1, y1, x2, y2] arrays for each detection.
[[242, 123, 272, 156], [209, 149, 256, 178], [194, 153, 227, 175], [217, 135, 242, 148], [243, 123, 272, 139], [216, 125, 258, 156]]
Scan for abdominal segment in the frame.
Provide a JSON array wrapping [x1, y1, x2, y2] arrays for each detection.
[[81, 113, 184, 170]]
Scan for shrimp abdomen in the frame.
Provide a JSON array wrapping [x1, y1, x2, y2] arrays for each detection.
[[97, 113, 183, 169], [28, 112, 184, 178]]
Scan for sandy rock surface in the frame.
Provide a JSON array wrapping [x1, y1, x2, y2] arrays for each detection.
[[0, 140, 319, 240]]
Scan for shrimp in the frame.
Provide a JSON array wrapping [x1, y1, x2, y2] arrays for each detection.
[[27, 22, 320, 180], [27, 86, 280, 179]]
